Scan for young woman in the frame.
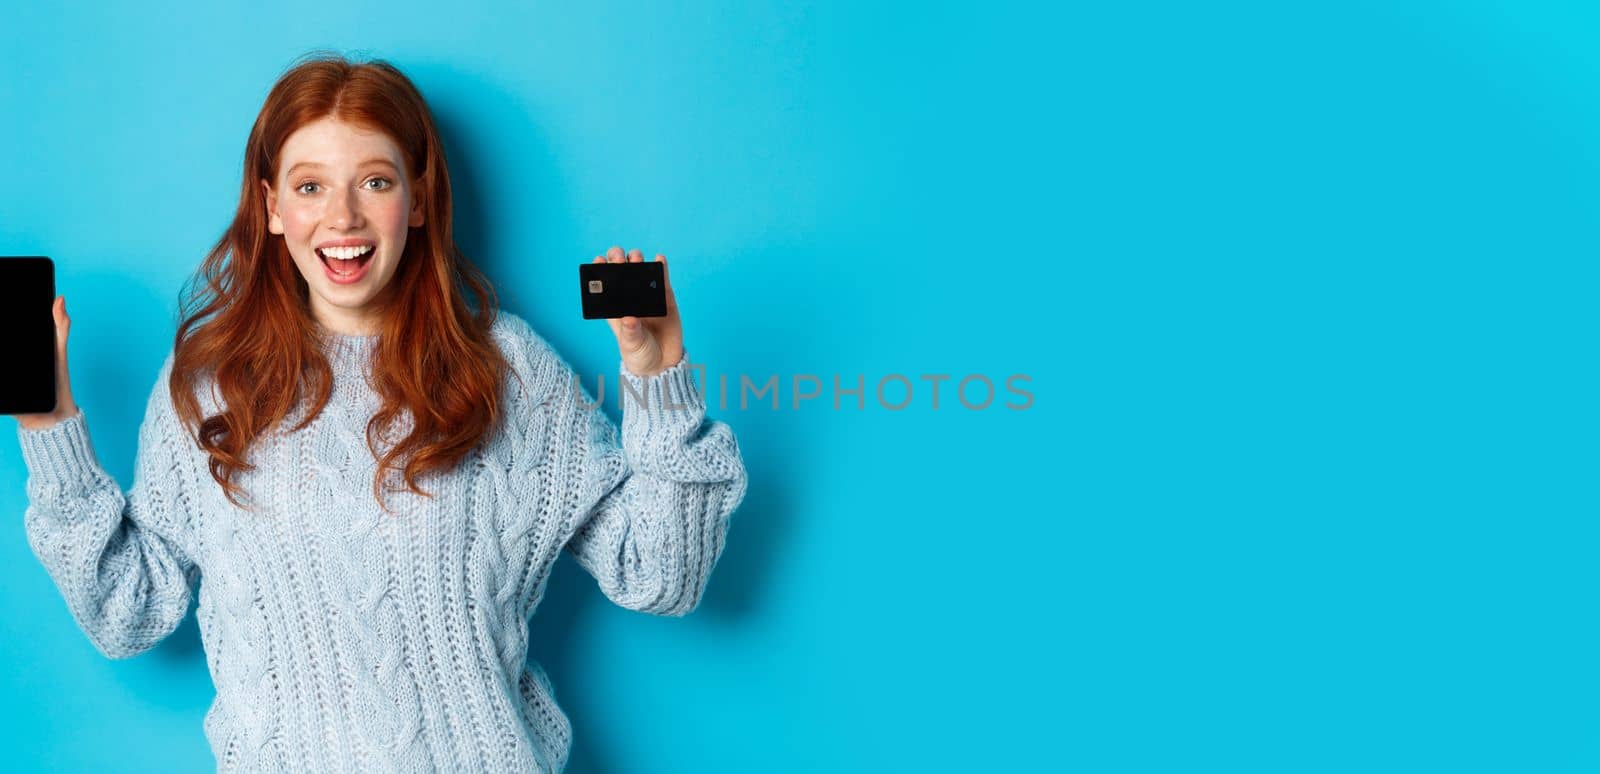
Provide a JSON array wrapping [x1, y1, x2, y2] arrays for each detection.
[[13, 54, 748, 773]]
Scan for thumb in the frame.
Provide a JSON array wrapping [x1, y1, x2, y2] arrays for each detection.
[[55, 297, 70, 370], [618, 316, 648, 348], [53, 296, 74, 415], [55, 296, 70, 347]]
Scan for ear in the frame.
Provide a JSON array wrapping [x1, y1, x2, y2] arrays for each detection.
[[261, 179, 284, 235], [408, 189, 426, 228]]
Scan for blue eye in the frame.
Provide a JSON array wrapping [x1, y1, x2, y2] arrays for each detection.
[[365, 177, 392, 190], [296, 182, 320, 195]]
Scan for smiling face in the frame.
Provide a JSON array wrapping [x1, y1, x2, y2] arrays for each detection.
[[262, 116, 424, 336]]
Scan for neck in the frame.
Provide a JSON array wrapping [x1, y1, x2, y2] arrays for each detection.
[[310, 297, 385, 337], [315, 318, 380, 337]]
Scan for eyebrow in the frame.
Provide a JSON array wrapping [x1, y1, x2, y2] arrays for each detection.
[[283, 158, 400, 179]]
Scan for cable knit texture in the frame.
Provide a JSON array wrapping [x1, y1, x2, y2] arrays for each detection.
[[14, 311, 748, 773]]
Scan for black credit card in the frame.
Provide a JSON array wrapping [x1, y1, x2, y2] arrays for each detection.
[[0, 256, 57, 414], [579, 260, 668, 319]]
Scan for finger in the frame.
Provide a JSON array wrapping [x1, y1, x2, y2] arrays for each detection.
[[627, 248, 643, 263], [607, 245, 625, 262], [56, 297, 71, 392], [56, 296, 70, 347], [657, 255, 678, 311]]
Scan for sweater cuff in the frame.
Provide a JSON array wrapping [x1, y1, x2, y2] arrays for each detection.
[[16, 408, 104, 493], [619, 351, 706, 438]]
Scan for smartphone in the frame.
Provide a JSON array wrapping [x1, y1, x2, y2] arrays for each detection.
[[0, 256, 57, 415], [580, 260, 668, 319]]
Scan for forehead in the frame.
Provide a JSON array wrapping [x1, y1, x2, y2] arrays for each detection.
[[278, 116, 405, 174]]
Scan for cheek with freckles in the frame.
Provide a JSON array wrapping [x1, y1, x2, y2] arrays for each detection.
[[370, 196, 413, 235], [284, 211, 320, 246], [368, 194, 418, 265], [275, 198, 322, 247]]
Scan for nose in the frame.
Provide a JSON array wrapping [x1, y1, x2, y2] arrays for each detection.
[[326, 187, 365, 230]]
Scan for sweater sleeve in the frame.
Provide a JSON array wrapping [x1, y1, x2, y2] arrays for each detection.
[[14, 356, 201, 659], [557, 351, 749, 617]]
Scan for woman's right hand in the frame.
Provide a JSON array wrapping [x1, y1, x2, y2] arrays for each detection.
[[15, 296, 79, 431]]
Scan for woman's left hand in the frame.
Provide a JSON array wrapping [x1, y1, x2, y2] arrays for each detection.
[[596, 246, 685, 377]]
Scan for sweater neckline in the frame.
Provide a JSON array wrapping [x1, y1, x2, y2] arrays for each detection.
[[321, 330, 379, 369]]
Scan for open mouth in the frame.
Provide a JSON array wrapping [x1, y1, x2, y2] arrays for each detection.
[[316, 245, 375, 279]]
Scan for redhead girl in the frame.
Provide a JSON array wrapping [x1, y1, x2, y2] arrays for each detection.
[[14, 54, 747, 773]]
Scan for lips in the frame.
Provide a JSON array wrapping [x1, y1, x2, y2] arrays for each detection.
[[316, 244, 375, 284]]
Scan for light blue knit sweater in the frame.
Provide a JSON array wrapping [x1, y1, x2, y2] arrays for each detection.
[[15, 311, 748, 773]]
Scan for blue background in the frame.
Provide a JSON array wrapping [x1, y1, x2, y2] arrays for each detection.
[[1, 1, 1595, 771]]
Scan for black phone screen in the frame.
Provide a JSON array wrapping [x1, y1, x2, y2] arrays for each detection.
[[0, 257, 57, 415]]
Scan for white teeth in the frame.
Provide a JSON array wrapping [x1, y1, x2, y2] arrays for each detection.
[[320, 245, 374, 260]]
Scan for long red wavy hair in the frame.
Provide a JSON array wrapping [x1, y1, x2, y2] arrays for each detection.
[[169, 52, 510, 515]]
